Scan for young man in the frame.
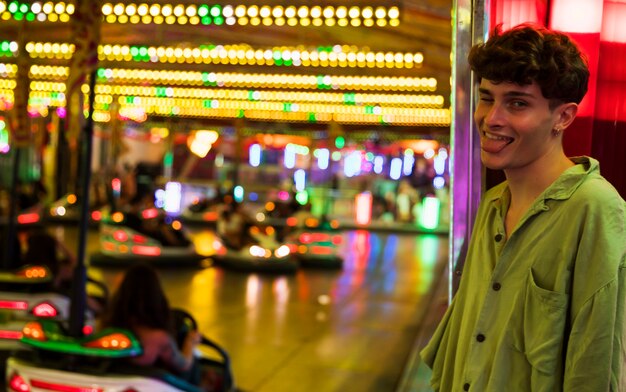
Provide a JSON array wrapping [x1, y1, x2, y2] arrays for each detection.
[[421, 24, 625, 391]]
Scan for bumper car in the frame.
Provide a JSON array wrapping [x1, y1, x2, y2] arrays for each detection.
[[6, 310, 235, 392], [89, 217, 207, 267], [0, 264, 104, 353], [180, 198, 223, 227], [45, 193, 105, 226], [211, 225, 298, 274], [286, 230, 344, 269]]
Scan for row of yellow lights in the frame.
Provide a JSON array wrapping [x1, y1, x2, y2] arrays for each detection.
[[5, 79, 447, 109], [100, 96, 448, 118], [0, 63, 17, 77], [98, 85, 444, 107], [93, 107, 449, 126], [0, 2, 400, 27], [2, 89, 449, 126], [3, 86, 449, 125], [20, 65, 437, 92], [0, 78, 16, 89], [102, 4, 398, 19], [25, 81, 443, 111], [27, 81, 444, 107], [25, 87, 443, 111], [24, 41, 423, 70], [102, 4, 400, 27], [106, 69, 437, 92], [0, 1, 72, 22]]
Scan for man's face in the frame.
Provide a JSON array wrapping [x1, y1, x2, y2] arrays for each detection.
[[474, 79, 562, 172]]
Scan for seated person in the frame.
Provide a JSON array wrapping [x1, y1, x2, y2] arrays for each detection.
[[22, 228, 75, 292], [101, 263, 202, 383], [22, 228, 106, 315], [216, 201, 254, 250]]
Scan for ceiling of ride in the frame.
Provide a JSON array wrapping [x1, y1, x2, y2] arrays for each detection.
[[0, 0, 453, 139]]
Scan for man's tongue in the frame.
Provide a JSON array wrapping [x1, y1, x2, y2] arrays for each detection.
[[481, 134, 512, 153]]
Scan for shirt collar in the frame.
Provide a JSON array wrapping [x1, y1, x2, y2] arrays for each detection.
[[542, 156, 596, 200], [486, 156, 598, 205]]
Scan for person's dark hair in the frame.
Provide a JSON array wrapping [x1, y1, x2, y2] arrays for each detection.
[[103, 263, 171, 331], [468, 23, 589, 107]]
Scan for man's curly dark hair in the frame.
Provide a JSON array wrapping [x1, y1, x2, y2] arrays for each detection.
[[468, 23, 590, 107]]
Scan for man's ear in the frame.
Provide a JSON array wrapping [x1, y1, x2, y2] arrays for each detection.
[[555, 102, 578, 130]]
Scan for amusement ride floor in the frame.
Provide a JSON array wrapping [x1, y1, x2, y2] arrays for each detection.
[[53, 225, 445, 392]]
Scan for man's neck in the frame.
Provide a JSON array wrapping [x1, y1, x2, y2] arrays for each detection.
[[505, 153, 574, 208]]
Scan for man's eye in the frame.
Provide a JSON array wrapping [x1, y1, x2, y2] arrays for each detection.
[[479, 96, 493, 102], [510, 100, 528, 108]]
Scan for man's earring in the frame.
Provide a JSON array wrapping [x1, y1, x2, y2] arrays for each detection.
[[553, 127, 562, 136]]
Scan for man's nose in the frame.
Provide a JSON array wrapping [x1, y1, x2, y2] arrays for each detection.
[[484, 102, 505, 126]]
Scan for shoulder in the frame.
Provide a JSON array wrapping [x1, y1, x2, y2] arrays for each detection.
[[576, 174, 624, 221], [134, 326, 171, 346], [130, 327, 174, 366], [574, 174, 624, 207]]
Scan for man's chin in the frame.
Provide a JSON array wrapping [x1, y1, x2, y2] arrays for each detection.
[[480, 154, 506, 171]]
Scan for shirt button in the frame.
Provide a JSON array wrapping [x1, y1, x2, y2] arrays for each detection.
[[476, 334, 485, 342], [492, 282, 501, 291], [463, 383, 470, 391], [494, 233, 503, 242]]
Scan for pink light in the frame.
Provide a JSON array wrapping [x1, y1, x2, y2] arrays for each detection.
[[111, 178, 121, 193], [311, 233, 330, 242], [9, 373, 29, 392], [141, 208, 159, 219], [112, 230, 128, 242], [32, 302, 58, 318], [299, 233, 313, 243], [601, 1, 626, 43], [278, 191, 289, 201], [132, 245, 161, 256], [0, 301, 28, 310], [132, 234, 147, 244], [491, 0, 548, 31], [0, 330, 22, 340], [355, 192, 372, 226], [17, 212, 40, 224], [31, 378, 104, 392], [550, 0, 603, 33]]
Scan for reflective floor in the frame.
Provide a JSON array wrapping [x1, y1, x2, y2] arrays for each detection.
[[54, 225, 446, 392]]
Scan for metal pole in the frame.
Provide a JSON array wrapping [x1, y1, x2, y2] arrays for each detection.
[[3, 147, 21, 270], [68, 70, 97, 337], [448, 0, 488, 303]]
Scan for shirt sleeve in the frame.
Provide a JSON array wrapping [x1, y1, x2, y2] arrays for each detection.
[[563, 196, 626, 391], [158, 333, 193, 374], [563, 274, 624, 391]]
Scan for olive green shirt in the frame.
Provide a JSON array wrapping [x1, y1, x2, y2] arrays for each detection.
[[421, 157, 626, 391]]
